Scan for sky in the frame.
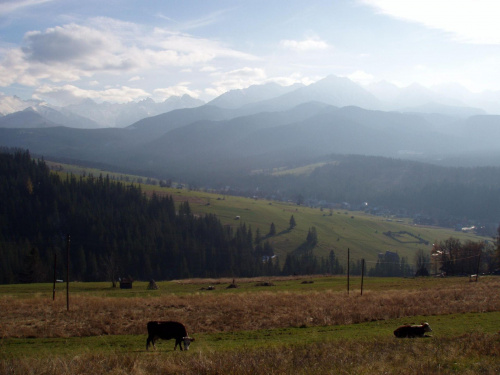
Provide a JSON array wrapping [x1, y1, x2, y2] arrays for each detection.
[[1, 0, 500, 105]]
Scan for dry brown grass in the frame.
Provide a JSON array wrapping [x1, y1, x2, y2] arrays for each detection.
[[1, 277, 500, 339], [1, 333, 499, 374]]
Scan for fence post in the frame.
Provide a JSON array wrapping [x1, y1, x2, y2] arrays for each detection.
[[66, 234, 70, 311], [53, 253, 57, 301], [361, 258, 365, 295], [475, 251, 481, 282], [347, 248, 350, 295]]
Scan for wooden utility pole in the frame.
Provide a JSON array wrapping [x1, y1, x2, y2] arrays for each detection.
[[361, 259, 365, 296], [53, 253, 57, 301], [475, 251, 482, 282], [347, 248, 350, 295], [66, 234, 70, 311]]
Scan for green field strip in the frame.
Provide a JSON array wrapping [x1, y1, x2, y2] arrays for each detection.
[[2, 311, 499, 358]]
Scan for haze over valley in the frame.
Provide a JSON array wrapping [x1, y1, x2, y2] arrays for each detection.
[[1, 0, 500, 233]]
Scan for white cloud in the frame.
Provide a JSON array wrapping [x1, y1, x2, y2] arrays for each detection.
[[204, 87, 226, 98], [0, 22, 139, 88], [154, 84, 201, 100], [97, 86, 150, 103], [361, 0, 500, 44], [0, 0, 54, 15], [266, 73, 317, 87], [226, 67, 266, 78], [0, 92, 40, 114], [128, 76, 141, 82], [157, 9, 230, 31], [33, 84, 150, 105], [22, 23, 135, 70], [149, 29, 258, 65], [0, 17, 259, 100], [0, 49, 29, 86], [280, 37, 329, 51], [206, 67, 267, 97], [200, 66, 218, 72], [347, 70, 375, 85]]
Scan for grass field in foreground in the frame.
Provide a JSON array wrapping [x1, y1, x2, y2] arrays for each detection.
[[1, 277, 500, 374], [2, 311, 499, 358]]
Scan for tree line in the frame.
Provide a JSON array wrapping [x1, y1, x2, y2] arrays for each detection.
[[0, 151, 350, 284], [431, 237, 498, 276], [2, 150, 498, 284], [225, 154, 500, 231], [0, 150, 283, 283]]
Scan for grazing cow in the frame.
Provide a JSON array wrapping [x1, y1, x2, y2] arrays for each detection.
[[394, 322, 432, 338], [146, 321, 195, 351]]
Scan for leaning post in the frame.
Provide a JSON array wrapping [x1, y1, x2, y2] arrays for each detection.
[[475, 251, 481, 282], [53, 253, 57, 301], [347, 248, 350, 295], [361, 258, 365, 296], [66, 234, 70, 311]]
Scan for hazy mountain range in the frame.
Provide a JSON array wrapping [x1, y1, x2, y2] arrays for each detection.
[[0, 94, 205, 129], [1, 75, 499, 173], [1, 74, 500, 226], [1, 75, 499, 130]]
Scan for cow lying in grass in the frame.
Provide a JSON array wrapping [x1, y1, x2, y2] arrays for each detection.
[[146, 321, 195, 351], [394, 322, 432, 338]]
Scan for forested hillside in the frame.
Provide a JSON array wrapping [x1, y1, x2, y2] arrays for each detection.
[[237, 155, 500, 229], [0, 150, 282, 283], [2, 101, 500, 229]]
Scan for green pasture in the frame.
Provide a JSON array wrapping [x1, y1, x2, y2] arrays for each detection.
[[269, 161, 338, 176], [141, 185, 491, 265], [2, 311, 499, 358], [45, 161, 492, 267], [0, 276, 494, 299]]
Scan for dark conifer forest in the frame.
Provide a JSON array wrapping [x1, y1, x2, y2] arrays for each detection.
[[3, 150, 496, 284], [0, 150, 284, 283]]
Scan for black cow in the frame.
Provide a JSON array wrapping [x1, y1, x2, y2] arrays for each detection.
[[146, 321, 195, 351], [394, 322, 432, 338]]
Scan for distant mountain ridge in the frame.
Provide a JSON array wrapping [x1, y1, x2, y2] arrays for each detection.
[[1, 99, 499, 174], [2, 92, 500, 226], [0, 108, 59, 129], [0, 94, 205, 129], [208, 82, 304, 108], [62, 94, 205, 128], [3, 74, 500, 131], [1, 74, 500, 180]]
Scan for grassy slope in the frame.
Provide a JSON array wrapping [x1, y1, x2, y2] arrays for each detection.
[[141, 185, 490, 265], [46, 161, 491, 267]]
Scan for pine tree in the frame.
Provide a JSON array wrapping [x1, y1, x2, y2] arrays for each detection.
[[255, 228, 261, 244], [306, 227, 318, 245], [328, 250, 335, 274], [269, 222, 276, 236]]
